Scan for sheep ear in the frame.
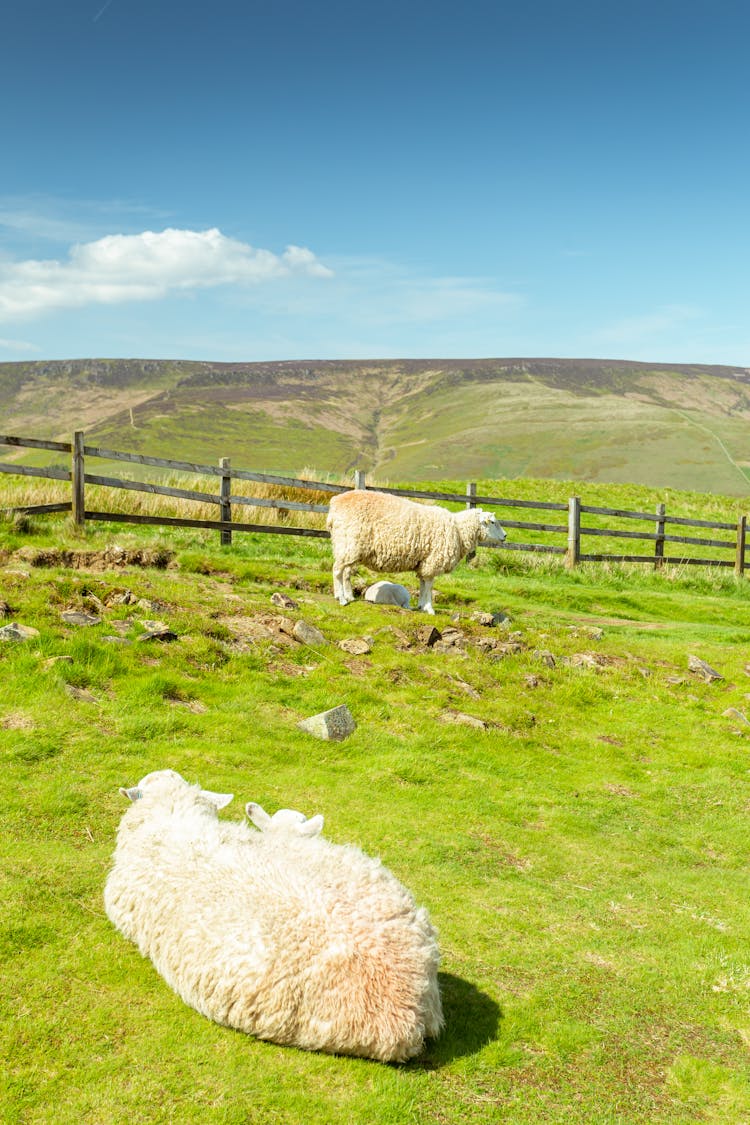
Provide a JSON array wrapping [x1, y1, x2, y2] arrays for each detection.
[[246, 801, 271, 829], [199, 789, 234, 809], [119, 786, 141, 802], [298, 814, 324, 837]]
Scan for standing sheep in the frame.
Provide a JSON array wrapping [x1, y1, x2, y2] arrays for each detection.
[[327, 489, 507, 613], [104, 770, 443, 1062]]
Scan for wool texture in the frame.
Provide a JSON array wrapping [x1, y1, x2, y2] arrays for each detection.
[[327, 490, 491, 580], [104, 774, 443, 1062]]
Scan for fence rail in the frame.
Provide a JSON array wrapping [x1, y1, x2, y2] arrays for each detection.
[[0, 431, 748, 575]]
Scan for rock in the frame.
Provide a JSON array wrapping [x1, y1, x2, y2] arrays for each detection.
[[416, 625, 441, 647], [448, 676, 481, 699], [535, 650, 556, 668], [136, 598, 168, 613], [43, 655, 74, 668], [440, 709, 488, 730], [292, 620, 327, 647], [139, 621, 178, 642], [338, 637, 372, 656], [364, 581, 411, 608], [0, 600, 11, 617], [474, 637, 498, 654], [0, 622, 40, 642], [61, 610, 101, 627], [105, 590, 137, 606], [688, 655, 723, 682], [344, 658, 373, 675], [471, 611, 508, 627], [271, 591, 299, 610], [297, 704, 356, 741], [101, 635, 132, 645], [722, 707, 750, 724], [65, 684, 98, 703], [524, 674, 542, 688]]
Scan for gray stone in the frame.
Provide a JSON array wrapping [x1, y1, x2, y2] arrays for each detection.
[[61, 610, 101, 627], [139, 620, 178, 642], [338, 637, 372, 656], [0, 622, 40, 642], [364, 581, 411, 608], [722, 707, 750, 724], [440, 709, 488, 730], [292, 620, 327, 647], [688, 655, 723, 682], [297, 704, 356, 741], [65, 684, 98, 704], [417, 625, 441, 647], [271, 591, 299, 609], [535, 650, 556, 668]]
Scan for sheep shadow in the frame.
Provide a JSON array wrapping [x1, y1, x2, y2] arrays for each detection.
[[407, 971, 501, 1069]]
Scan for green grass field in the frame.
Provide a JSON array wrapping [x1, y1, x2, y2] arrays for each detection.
[[2, 478, 750, 1123]]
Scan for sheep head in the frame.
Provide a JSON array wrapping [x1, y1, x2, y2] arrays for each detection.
[[476, 509, 507, 546], [246, 801, 324, 838], [119, 768, 234, 809]]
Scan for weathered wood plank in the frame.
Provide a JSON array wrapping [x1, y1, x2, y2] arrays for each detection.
[[0, 462, 71, 481], [496, 519, 568, 534], [84, 473, 222, 505], [83, 445, 225, 475], [0, 435, 72, 453], [372, 484, 569, 510], [5, 502, 72, 515], [498, 541, 567, 555], [83, 511, 331, 537], [580, 553, 734, 567], [229, 494, 329, 513], [580, 525, 734, 548]]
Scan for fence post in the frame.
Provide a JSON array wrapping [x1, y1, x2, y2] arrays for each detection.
[[466, 481, 477, 561], [72, 430, 85, 528], [735, 515, 746, 576], [219, 457, 232, 545], [354, 470, 366, 490], [565, 496, 580, 569], [654, 502, 666, 569]]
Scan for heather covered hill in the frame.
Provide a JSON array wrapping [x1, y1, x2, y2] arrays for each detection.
[[2, 357, 750, 493]]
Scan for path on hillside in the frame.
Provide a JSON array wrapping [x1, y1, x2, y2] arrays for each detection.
[[673, 409, 749, 487]]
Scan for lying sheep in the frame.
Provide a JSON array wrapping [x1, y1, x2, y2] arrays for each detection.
[[104, 770, 443, 1062], [327, 489, 507, 613]]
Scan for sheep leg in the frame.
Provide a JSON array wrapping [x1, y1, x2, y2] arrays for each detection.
[[333, 562, 354, 606], [417, 576, 435, 614]]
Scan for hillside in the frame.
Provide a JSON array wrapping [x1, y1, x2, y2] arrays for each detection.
[[2, 357, 750, 493]]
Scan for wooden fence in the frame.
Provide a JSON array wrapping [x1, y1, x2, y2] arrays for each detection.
[[0, 431, 747, 575]]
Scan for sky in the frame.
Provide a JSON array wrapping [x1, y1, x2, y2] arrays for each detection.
[[1, 0, 749, 366]]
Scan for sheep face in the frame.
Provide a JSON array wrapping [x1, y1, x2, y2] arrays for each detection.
[[119, 768, 234, 809], [476, 510, 507, 546], [246, 801, 324, 838]]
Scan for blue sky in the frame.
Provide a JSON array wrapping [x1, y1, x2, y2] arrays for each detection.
[[1, 0, 749, 365]]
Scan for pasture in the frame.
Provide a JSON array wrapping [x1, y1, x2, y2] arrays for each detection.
[[2, 479, 750, 1123]]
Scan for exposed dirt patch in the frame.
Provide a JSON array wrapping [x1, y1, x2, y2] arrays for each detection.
[[8, 546, 175, 570]]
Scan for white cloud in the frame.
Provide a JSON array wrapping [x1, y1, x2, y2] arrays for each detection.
[[0, 228, 332, 320], [596, 304, 702, 345], [0, 336, 40, 353]]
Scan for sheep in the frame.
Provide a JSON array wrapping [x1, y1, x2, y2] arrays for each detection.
[[104, 770, 443, 1062], [364, 580, 412, 608], [327, 488, 507, 614]]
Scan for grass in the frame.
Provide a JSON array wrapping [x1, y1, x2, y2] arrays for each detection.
[[3, 476, 750, 1122]]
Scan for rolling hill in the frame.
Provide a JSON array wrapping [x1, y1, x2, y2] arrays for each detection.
[[2, 356, 750, 493]]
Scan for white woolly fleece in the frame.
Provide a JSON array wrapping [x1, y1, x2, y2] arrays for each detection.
[[104, 773, 443, 1062]]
